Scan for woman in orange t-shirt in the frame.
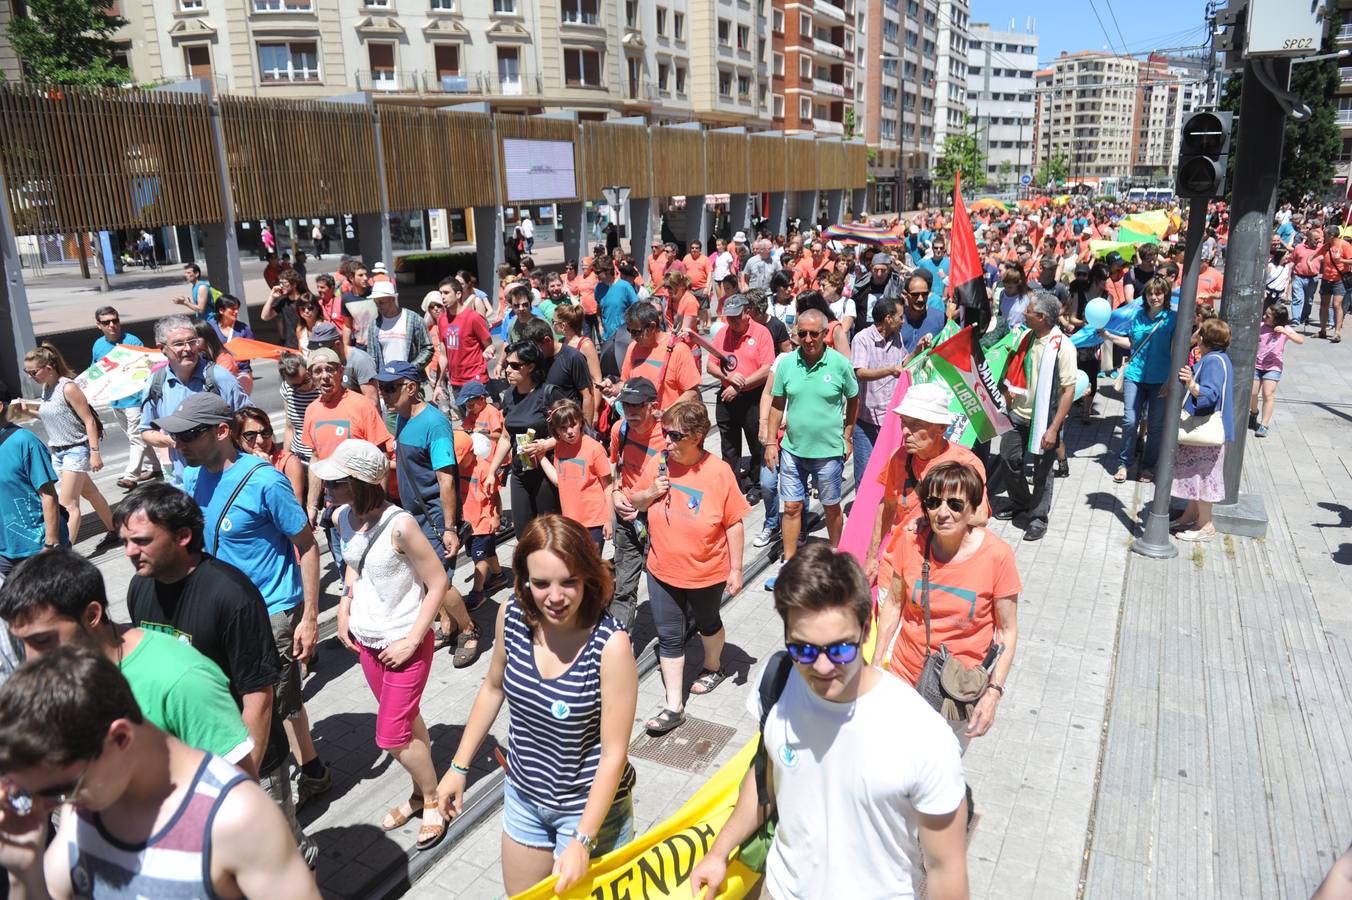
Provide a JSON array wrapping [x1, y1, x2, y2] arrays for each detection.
[[539, 399, 613, 548], [627, 400, 749, 736], [875, 461, 1021, 753]]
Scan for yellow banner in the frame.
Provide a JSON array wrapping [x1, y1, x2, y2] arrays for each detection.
[[512, 742, 762, 900]]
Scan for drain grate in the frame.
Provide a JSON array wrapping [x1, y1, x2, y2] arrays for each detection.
[[628, 717, 737, 773]]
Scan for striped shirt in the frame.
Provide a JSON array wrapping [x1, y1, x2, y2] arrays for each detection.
[[279, 379, 322, 460], [67, 753, 246, 899], [502, 598, 635, 813]]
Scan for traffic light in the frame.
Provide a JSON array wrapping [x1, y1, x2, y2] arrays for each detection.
[[1175, 111, 1232, 199]]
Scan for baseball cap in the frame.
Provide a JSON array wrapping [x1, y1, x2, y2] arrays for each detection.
[[374, 361, 420, 384], [1105, 251, 1126, 267], [371, 281, 397, 299], [722, 294, 749, 316], [1073, 263, 1092, 280], [893, 381, 954, 425], [310, 439, 389, 485], [617, 376, 658, 405], [152, 391, 232, 434], [308, 322, 341, 344], [873, 253, 894, 267], [732, 231, 747, 243], [456, 381, 488, 405], [306, 347, 342, 368]]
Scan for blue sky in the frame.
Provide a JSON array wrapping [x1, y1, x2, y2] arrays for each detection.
[[969, 0, 1214, 66]]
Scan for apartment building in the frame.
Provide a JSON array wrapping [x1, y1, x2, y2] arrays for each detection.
[[860, 0, 939, 211], [688, 0, 771, 127], [1033, 51, 1140, 184], [769, 0, 858, 137], [1334, 0, 1352, 192], [931, 0, 969, 154], [1130, 53, 1196, 181], [966, 22, 1037, 186]]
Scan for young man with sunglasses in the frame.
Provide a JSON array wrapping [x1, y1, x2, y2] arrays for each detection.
[[92, 305, 162, 489], [163, 392, 331, 807], [690, 544, 968, 900], [0, 645, 320, 899]]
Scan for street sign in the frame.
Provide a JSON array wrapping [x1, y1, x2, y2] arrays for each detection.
[[602, 185, 630, 208], [1020, 174, 1032, 186]]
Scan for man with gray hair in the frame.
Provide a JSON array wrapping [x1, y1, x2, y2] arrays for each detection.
[[989, 291, 1076, 542], [742, 238, 780, 293], [139, 314, 249, 486]]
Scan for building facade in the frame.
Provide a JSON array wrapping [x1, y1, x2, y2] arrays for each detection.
[[768, 0, 858, 137], [965, 22, 1037, 188], [930, 0, 969, 156], [1033, 51, 1140, 186]]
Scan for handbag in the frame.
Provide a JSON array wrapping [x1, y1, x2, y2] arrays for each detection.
[[1177, 354, 1228, 448]]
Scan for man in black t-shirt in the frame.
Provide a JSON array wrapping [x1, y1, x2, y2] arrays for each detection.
[[115, 482, 319, 868], [519, 317, 595, 424]]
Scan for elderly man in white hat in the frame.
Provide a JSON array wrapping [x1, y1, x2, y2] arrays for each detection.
[[363, 279, 434, 374], [863, 381, 990, 585]]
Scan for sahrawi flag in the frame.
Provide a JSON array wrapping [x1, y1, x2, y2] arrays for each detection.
[[925, 325, 1013, 443]]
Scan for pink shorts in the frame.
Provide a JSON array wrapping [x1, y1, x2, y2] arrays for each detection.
[[357, 632, 434, 749]]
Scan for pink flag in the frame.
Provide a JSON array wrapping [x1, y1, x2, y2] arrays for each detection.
[[838, 369, 913, 565]]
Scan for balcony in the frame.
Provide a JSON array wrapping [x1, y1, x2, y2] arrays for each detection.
[[814, 78, 844, 97], [429, 72, 472, 94], [355, 70, 421, 92], [815, 1, 847, 23], [1339, 23, 1352, 43], [1338, 109, 1352, 126], [479, 72, 542, 95], [812, 38, 846, 60], [1342, 67, 1352, 84], [813, 118, 845, 135]]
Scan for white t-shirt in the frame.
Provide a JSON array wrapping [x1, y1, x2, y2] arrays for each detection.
[[378, 313, 410, 363], [712, 250, 735, 282], [750, 666, 965, 900], [520, 216, 535, 239]]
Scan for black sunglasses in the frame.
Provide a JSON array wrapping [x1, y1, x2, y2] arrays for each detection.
[[505, 360, 525, 371], [239, 428, 273, 441], [377, 381, 407, 394], [662, 428, 688, 442], [905, 290, 929, 299], [97, 317, 120, 326], [922, 496, 967, 513], [627, 326, 649, 338], [785, 640, 862, 666], [171, 423, 215, 443]]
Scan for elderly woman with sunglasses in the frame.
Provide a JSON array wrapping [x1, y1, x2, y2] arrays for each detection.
[[876, 461, 1021, 753], [626, 400, 749, 735]]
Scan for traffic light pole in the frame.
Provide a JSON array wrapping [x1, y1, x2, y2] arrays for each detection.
[[1211, 57, 1291, 538], [1132, 196, 1210, 560]]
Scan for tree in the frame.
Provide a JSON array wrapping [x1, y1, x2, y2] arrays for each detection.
[[1218, 10, 1341, 205], [933, 117, 986, 197], [1035, 153, 1069, 187], [997, 160, 1014, 186], [7, 0, 129, 87], [843, 106, 858, 140]]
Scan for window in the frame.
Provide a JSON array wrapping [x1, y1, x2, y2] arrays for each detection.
[[737, 73, 751, 99], [737, 24, 750, 51], [252, 0, 311, 10], [718, 69, 732, 97], [364, 0, 388, 8], [184, 44, 211, 79], [883, 21, 897, 42], [561, 0, 598, 25], [434, 44, 460, 77], [799, 55, 811, 78], [367, 42, 396, 89], [179, 0, 203, 9], [882, 58, 897, 77], [772, 52, 783, 76], [800, 97, 811, 120], [882, 86, 897, 107], [881, 117, 896, 140], [675, 65, 686, 93], [492, 0, 515, 12], [673, 12, 683, 40], [772, 9, 783, 32], [563, 48, 602, 86], [773, 93, 784, 117], [625, 0, 636, 27], [657, 62, 669, 91], [430, 0, 454, 8], [655, 7, 666, 35], [258, 41, 319, 82], [497, 46, 521, 91], [718, 19, 730, 46], [799, 13, 810, 35]]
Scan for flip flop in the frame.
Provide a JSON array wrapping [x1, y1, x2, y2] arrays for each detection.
[[1113, 468, 1127, 484], [644, 708, 685, 735]]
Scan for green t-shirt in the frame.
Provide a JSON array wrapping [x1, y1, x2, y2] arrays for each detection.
[[120, 629, 253, 764], [772, 347, 859, 459]]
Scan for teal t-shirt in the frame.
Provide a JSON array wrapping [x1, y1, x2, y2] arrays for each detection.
[[772, 348, 859, 459], [1122, 308, 1176, 386], [0, 425, 64, 560], [121, 629, 252, 763]]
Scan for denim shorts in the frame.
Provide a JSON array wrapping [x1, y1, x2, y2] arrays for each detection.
[[1321, 278, 1347, 297], [502, 778, 634, 857], [778, 450, 844, 506], [1255, 367, 1282, 382], [52, 443, 90, 473]]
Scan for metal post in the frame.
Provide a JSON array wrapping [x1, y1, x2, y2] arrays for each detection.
[[1211, 58, 1287, 538], [1131, 196, 1209, 559], [0, 163, 36, 399]]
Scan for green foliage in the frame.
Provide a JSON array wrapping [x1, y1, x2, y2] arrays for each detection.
[[843, 107, 857, 140], [1035, 153, 1069, 187], [997, 160, 1014, 185], [8, 0, 129, 86], [934, 117, 986, 196]]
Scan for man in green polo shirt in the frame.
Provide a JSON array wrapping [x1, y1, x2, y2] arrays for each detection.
[[765, 309, 859, 584]]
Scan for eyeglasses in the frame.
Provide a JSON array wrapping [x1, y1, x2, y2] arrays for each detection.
[[662, 428, 688, 442], [785, 640, 862, 666], [240, 428, 273, 441], [505, 360, 525, 371], [5, 760, 93, 814], [905, 290, 929, 299], [166, 339, 198, 351], [921, 496, 967, 513], [97, 317, 119, 326], [171, 423, 215, 443], [797, 329, 824, 338]]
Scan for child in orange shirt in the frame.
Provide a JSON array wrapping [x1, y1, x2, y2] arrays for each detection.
[[457, 381, 504, 445], [538, 399, 613, 548], [460, 431, 509, 607]]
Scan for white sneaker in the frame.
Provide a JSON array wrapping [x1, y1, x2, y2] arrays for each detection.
[[753, 525, 778, 548]]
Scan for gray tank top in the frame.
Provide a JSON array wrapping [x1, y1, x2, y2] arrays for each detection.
[[38, 377, 88, 447]]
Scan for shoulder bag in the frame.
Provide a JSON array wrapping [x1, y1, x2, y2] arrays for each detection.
[[209, 459, 264, 556], [1177, 354, 1228, 447]]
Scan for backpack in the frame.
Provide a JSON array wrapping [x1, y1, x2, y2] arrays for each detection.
[[145, 360, 219, 407], [738, 650, 796, 873]]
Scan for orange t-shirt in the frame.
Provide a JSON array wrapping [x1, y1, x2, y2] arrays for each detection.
[[649, 255, 668, 291], [665, 291, 699, 330], [552, 435, 611, 528], [874, 442, 988, 588], [463, 403, 504, 442], [639, 451, 750, 589], [1322, 239, 1352, 281], [609, 417, 663, 491], [794, 256, 828, 292], [620, 334, 701, 411], [683, 253, 712, 291], [1197, 268, 1225, 304], [462, 456, 501, 537], [301, 389, 393, 460], [886, 528, 1022, 685]]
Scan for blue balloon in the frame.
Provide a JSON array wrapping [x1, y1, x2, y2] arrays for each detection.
[[1073, 368, 1090, 401], [1084, 297, 1112, 331]]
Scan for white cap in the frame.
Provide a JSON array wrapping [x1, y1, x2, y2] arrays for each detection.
[[421, 290, 443, 314], [893, 381, 955, 425], [310, 439, 390, 485], [371, 281, 397, 299], [732, 231, 747, 243]]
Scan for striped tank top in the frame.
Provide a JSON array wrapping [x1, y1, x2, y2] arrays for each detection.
[[502, 598, 636, 813], [39, 377, 89, 448], [68, 754, 247, 899]]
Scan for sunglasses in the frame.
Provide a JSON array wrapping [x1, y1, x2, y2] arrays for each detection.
[[627, 327, 649, 338], [97, 317, 120, 326], [785, 640, 862, 666], [171, 423, 215, 443], [662, 429, 688, 442], [797, 329, 824, 338], [905, 290, 929, 299], [921, 496, 967, 513], [240, 428, 273, 441], [5, 760, 93, 814], [377, 381, 407, 394], [505, 360, 525, 371]]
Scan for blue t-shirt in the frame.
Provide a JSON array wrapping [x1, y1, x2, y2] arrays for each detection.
[[394, 405, 458, 535], [900, 306, 948, 354], [1122, 309, 1176, 386], [92, 332, 145, 410], [0, 426, 64, 560], [917, 257, 951, 301], [183, 456, 306, 615], [596, 279, 638, 341], [1276, 221, 1296, 246], [140, 359, 250, 486]]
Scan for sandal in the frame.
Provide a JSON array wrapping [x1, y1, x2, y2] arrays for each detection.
[[644, 708, 686, 735], [689, 668, 728, 696], [452, 627, 481, 669], [381, 793, 424, 831], [416, 797, 448, 851], [1113, 467, 1127, 484], [1138, 469, 1153, 483], [432, 625, 453, 651], [1333, 335, 1343, 344]]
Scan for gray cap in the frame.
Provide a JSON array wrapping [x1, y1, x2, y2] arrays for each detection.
[[872, 253, 894, 267], [309, 321, 341, 344], [153, 391, 232, 434], [722, 294, 749, 316]]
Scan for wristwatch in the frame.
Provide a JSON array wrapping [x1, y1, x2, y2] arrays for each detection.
[[573, 832, 595, 852]]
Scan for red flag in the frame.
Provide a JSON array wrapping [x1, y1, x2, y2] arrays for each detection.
[[950, 172, 990, 330]]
